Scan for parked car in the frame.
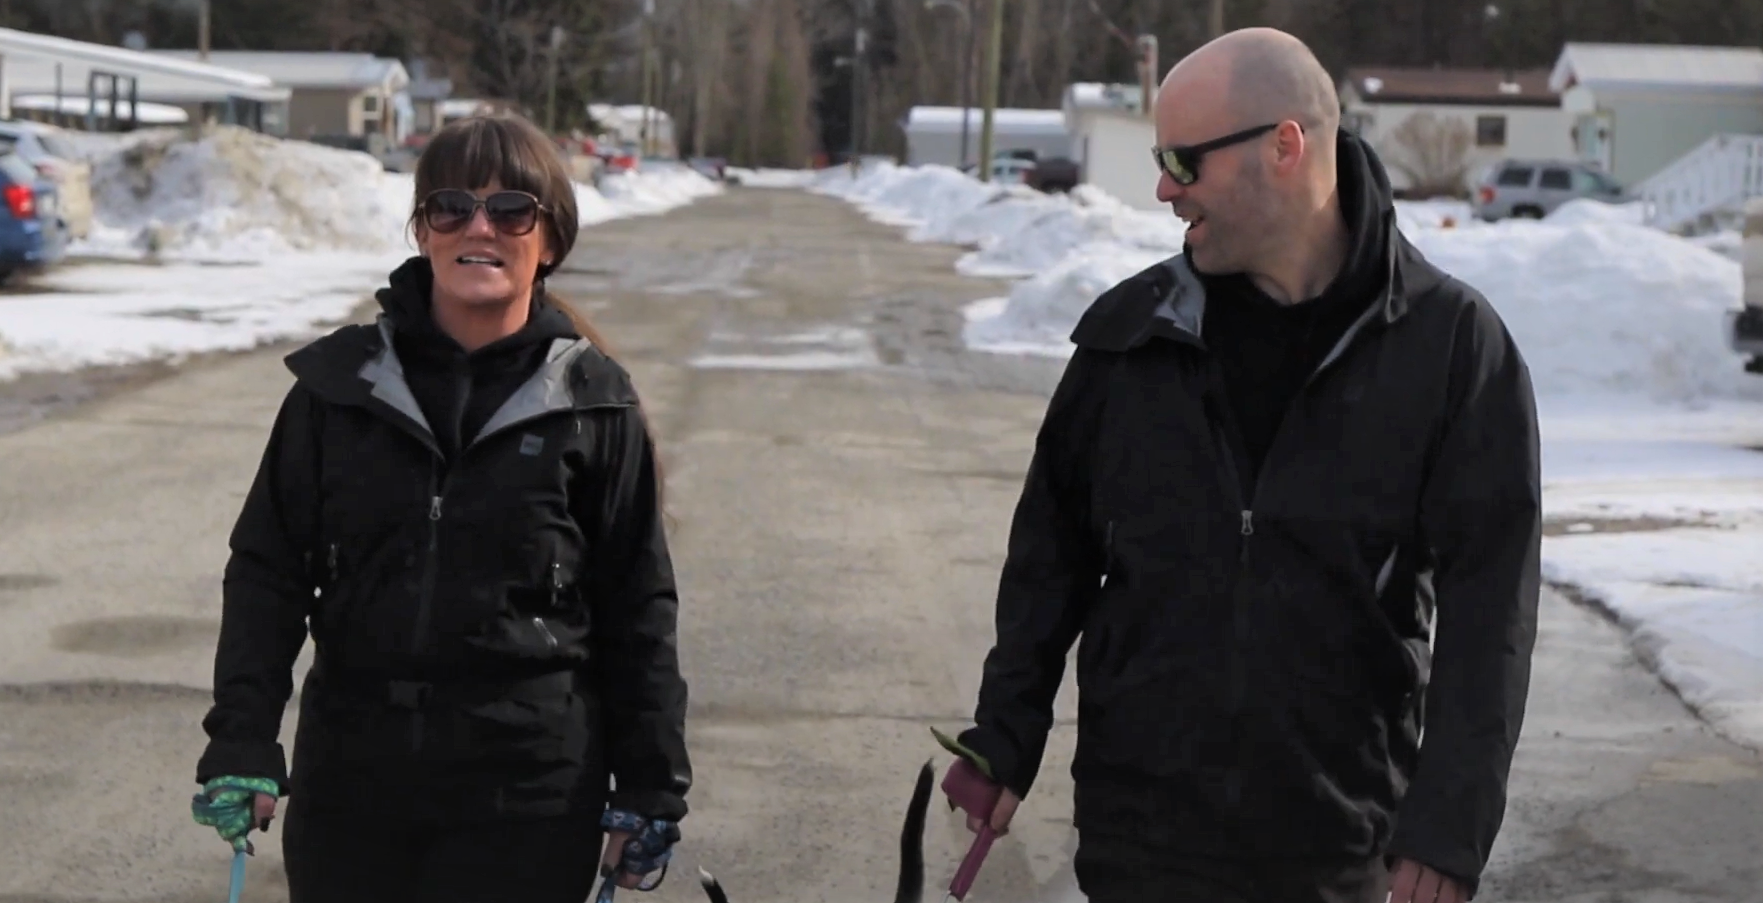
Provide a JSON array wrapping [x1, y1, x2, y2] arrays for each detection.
[[687, 156, 728, 181], [1025, 156, 1080, 193], [0, 119, 92, 241], [0, 144, 68, 283], [1472, 158, 1627, 221]]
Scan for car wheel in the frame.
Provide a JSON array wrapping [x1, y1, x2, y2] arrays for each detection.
[[1512, 205, 1544, 219]]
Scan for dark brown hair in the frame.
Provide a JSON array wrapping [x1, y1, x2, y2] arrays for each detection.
[[409, 113, 668, 505]]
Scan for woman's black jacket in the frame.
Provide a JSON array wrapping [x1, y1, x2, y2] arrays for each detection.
[[194, 257, 692, 824]]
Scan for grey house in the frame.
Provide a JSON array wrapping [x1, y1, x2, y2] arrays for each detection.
[[1550, 42, 1763, 186]]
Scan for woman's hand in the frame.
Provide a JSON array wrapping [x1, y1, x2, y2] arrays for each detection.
[[598, 808, 681, 890]]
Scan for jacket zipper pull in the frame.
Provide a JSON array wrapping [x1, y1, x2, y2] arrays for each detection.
[[533, 617, 559, 649], [1240, 510, 1254, 536], [429, 496, 443, 521]]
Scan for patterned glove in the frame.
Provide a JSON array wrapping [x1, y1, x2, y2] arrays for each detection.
[[600, 808, 681, 891], [190, 776, 280, 853]]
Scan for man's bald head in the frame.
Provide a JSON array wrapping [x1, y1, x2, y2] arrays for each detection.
[[1158, 27, 1340, 141]]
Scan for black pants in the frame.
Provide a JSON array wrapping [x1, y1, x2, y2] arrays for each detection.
[[1074, 837, 1392, 903], [281, 794, 604, 903]]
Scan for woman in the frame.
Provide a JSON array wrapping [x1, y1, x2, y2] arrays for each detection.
[[189, 112, 691, 902]]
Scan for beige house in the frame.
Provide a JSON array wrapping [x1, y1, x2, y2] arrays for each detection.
[[152, 50, 411, 144], [1339, 67, 1574, 197], [1062, 82, 1160, 211]]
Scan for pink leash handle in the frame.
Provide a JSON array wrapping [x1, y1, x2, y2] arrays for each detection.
[[946, 822, 997, 900]]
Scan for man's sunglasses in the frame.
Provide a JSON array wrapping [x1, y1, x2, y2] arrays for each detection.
[[420, 189, 550, 236], [1152, 122, 1287, 186]]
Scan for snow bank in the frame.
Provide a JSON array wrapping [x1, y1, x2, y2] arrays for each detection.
[[77, 125, 413, 260], [0, 131, 723, 382], [72, 127, 723, 261], [0, 251, 398, 380], [1406, 220, 1759, 405], [1544, 525, 1763, 749], [585, 163, 725, 223], [820, 161, 1760, 407]]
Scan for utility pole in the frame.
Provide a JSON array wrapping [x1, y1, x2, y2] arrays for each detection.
[[546, 25, 564, 133], [925, 0, 975, 169], [1137, 34, 1157, 117], [639, 0, 655, 157], [1209, 0, 1224, 39], [976, 0, 1003, 182], [851, 23, 867, 161], [198, 0, 211, 61]]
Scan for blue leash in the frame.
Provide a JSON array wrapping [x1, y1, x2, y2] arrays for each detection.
[[227, 847, 247, 903]]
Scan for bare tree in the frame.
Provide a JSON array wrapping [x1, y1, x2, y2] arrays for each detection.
[[1387, 111, 1473, 197]]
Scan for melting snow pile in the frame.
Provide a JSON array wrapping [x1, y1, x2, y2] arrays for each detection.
[[78, 125, 413, 260], [817, 160, 1761, 407], [581, 162, 726, 224], [812, 161, 1186, 353]]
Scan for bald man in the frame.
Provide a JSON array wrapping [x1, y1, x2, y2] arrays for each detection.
[[945, 28, 1539, 903]]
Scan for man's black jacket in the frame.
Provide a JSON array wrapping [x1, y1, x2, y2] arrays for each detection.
[[956, 141, 1542, 897], [195, 258, 691, 825]]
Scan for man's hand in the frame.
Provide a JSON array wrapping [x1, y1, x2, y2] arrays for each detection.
[[599, 830, 644, 889], [1388, 858, 1467, 903], [962, 787, 1020, 836]]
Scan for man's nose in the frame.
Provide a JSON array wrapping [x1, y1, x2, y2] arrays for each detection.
[[1155, 170, 1183, 205]]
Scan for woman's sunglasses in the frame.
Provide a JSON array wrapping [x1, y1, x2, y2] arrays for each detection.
[[1151, 122, 1289, 186], [420, 189, 550, 236]]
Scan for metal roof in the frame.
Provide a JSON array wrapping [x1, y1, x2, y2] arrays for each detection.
[[150, 51, 409, 91], [1063, 82, 1146, 113], [1549, 43, 1763, 94], [903, 106, 1067, 135], [1343, 67, 1558, 107], [0, 27, 287, 103]]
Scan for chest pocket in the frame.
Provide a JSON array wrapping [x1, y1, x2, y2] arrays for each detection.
[[303, 404, 434, 635]]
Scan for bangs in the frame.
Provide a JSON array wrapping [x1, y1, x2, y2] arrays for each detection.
[[416, 116, 552, 199]]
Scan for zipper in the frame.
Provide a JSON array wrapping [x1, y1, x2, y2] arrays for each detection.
[[410, 460, 446, 662], [534, 617, 559, 650], [1100, 520, 1116, 587]]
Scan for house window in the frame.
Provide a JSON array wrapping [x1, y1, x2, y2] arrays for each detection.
[[1475, 114, 1506, 147]]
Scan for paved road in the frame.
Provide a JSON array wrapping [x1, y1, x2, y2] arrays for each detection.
[[0, 185, 1756, 902]]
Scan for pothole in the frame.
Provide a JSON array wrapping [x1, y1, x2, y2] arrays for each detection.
[[0, 574, 57, 592], [1543, 515, 1724, 537], [49, 615, 218, 658]]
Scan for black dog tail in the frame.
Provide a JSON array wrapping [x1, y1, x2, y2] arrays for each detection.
[[697, 759, 937, 903], [896, 759, 936, 903], [699, 866, 731, 903]]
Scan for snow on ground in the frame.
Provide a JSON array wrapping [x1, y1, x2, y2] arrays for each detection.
[[0, 126, 720, 380], [813, 159, 1763, 750]]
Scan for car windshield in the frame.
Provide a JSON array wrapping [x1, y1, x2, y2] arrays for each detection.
[[0, 149, 38, 185], [36, 133, 78, 159]]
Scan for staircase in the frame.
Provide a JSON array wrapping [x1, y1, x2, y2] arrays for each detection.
[[1637, 133, 1763, 235]]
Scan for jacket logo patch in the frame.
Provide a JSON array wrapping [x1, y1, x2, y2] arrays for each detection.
[[519, 434, 545, 456]]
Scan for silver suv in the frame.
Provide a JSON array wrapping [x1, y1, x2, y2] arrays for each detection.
[[1472, 158, 1627, 221]]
